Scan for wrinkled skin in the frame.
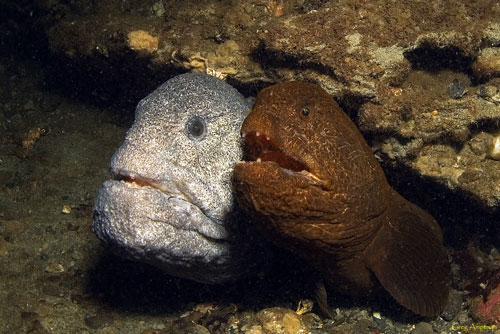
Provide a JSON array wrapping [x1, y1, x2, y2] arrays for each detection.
[[233, 82, 450, 316], [93, 73, 258, 283]]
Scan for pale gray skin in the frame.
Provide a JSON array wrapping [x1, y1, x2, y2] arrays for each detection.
[[92, 73, 256, 283]]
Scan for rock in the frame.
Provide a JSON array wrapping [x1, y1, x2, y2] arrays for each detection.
[[472, 47, 500, 79], [414, 322, 434, 334], [16, 127, 44, 158], [256, 307, 310, 334], [447, 79, 467, 99], [352, 319, 377, 334], [40, 0, 500, 208], [84, 313, 115, 330], [489, 134, 500, 161], [468, 132, 493, 156], [441, 289, 463, 321], [127, 30, 158, 53], [44, 263, 65, 273]]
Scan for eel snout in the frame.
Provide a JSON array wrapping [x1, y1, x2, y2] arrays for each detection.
[[242, 131, 308, 172]]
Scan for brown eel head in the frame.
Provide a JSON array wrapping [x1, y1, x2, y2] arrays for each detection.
[[233, 82, 450, 317], [235, 81, 389, 223]]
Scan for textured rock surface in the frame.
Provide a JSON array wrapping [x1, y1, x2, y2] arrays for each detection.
[[255, 2, 500, 207], [25, 0, 500, 207]]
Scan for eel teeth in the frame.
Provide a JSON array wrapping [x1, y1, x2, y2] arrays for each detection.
[[242, 131, 308, 172]]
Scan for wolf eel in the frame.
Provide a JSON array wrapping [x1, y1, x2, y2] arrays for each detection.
[[233, 81, 450, 316]]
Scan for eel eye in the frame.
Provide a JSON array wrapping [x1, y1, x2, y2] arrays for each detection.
[[300, 107, 310, 117], [185, 116, 207, 141]]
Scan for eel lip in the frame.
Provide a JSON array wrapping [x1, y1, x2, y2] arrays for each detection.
[[114, 172, 168, 192], [113, 172, 162, 190], [104, 173, 229, 240], [242, 131, 308, 172]]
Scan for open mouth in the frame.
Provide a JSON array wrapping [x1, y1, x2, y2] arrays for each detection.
[[115, 173, 158, 188], [114, 173, 167, 192], [242, 131, 308, 172]]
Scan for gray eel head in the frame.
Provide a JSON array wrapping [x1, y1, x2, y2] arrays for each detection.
[[92, 73, 255, 283]]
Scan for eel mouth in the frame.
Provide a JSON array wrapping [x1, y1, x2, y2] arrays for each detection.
[[105, 172, 229, 240], [242, 131, 308, 172], [114, 173, 165, 191]]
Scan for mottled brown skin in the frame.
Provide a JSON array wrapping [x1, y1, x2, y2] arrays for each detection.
[[233, 82, 450, 317]]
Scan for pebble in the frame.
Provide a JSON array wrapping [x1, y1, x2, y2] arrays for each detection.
[[468, 132, 493, 156], [127, 30, 158, 53], [479, 85, 496, 98], [352, 318, 377, 333], [489, 134, 500, 160], [472, 47, 500, 78], [71, 249, 84, 260], [150, 1, 166, 17], [84, 313, 114, 330], [62, 205, 72, 214], [373, 316, 387, 331], [414, 321, 434, 334], [441, 289, 463, 321], [257, 307, 309, 334], [44, 263, 65, 273], [447, 79, 467, 99], [479, 85, 500, 104]]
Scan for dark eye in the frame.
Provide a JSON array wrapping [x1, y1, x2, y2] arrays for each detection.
[[185, 116, 207, 141], [299, 106, 311, 118]]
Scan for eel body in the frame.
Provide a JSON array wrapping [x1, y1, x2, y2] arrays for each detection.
[[233, 81, 450, 316]]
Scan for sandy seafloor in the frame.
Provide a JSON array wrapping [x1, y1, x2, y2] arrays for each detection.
[[1, 24, 500, 334]]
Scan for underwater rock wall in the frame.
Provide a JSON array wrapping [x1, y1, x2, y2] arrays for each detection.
[[11, 0, 500, 207]]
